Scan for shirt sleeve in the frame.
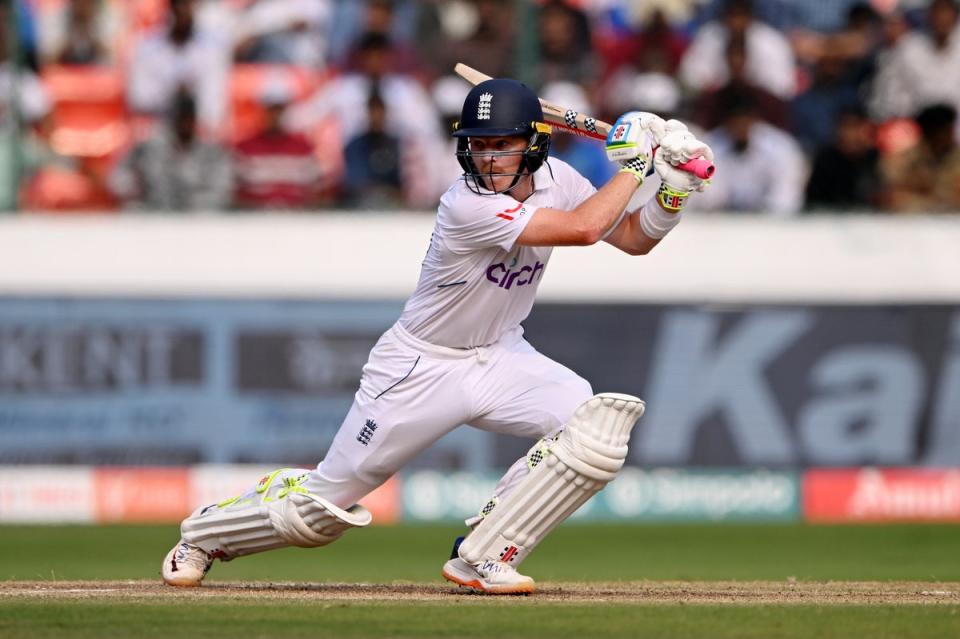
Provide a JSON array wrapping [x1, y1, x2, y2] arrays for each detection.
[[563, 161, 598, 208], [439, 191, 538, 254]]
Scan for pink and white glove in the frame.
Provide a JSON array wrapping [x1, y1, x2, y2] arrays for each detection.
[[654, 121, 714, 212]]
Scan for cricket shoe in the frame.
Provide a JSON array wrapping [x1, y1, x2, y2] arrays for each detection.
[[442, 557, 535, 595], [162, 540, 214, 587]]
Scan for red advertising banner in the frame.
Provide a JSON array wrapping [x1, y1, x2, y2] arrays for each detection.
[[804, 468, 960, 523], [86, 466, 401, 525], [93, 468, 192, 523], [358, 476, 401, 525]]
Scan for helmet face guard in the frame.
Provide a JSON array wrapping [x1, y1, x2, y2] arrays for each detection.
[[452, 79, 552, 195], [454, 126, 552, 195]]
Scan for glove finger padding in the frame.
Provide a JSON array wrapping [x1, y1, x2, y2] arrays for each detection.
[[655, 129, 714, 195], [663, 119, 688, 135], [654, 153, 708, 194], [657, 129, 714, 166]]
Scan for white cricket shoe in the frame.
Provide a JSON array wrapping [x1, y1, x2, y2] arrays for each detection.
[[442, 557, 535, 595], [162, 541, 214, 587]]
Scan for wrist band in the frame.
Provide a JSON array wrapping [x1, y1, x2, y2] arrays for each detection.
[[618, 157, 648, 185], [639, 200, 683, 240], [656, 183, 689, 213]]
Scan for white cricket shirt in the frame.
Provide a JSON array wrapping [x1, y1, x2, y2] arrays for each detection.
[[397, 158, 596, 349]]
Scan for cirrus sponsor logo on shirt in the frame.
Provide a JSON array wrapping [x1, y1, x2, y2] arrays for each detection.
[[485, 260, 545, 290]]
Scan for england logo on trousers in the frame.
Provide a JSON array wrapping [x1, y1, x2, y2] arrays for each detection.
[[356, 419, 378, 446]]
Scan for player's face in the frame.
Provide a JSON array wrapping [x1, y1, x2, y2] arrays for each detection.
[[468, 135, 529, 192]]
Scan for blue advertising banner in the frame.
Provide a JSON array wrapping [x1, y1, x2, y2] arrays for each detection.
[[1, 299, 957, 468], [0, 299, 399, 465]]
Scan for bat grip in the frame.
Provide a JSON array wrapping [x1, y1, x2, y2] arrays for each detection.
[[651, 146, 715, 179], [679, 157, 715, 179]]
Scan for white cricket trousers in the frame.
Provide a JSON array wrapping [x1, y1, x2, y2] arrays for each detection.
[[302, 321, 593, 511]]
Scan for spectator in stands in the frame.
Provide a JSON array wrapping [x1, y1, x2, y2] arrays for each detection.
[[38, 0, 120, 66], [790, 38, 862, 154], [233, 79, 321, 210], [233, 0, 333, 70], [0, 7, 52, 131], [541, 81, 615, 188], [336, 0, 423, 77], [595, 8, 688, 82], [805, 107, 883, 212], [288, 32, 439, 145], [538, 0, 597, 87], [340, 89, 404, 209], [430, 74, 472, 195], [882, 103, 960, 213], [693, 34, 788, 132], [598, 9, 684, 125], [0, 4, 56, 210], [329, 0, 420, 67], [870, 0, 960, 121], [832, 3, 884, 94], [693, 88, 807, 215], [109, 89, 232, 212], [679, 0, 797, 100], [127, 0, 230, 135], [10, 0, 39, 72], [285, 31, 444, 207], [420, 0, 515, 80], [787, 0, 870, 32]]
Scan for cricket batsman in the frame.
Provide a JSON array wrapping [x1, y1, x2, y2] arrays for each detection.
[[162, 77, 713, 594]]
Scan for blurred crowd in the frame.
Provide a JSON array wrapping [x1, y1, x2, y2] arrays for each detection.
[[1, 0, 960, 214]]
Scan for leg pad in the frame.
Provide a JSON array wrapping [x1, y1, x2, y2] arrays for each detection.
[[182, 468, 372, 559], [458, 393, 645, 566]]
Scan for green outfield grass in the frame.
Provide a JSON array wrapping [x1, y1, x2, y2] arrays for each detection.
[[1, 522, 958, 583], [1, 523, 958, 638], [1, 600, 958, 639]]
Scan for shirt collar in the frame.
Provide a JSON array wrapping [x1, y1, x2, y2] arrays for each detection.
[[532, 159, 555, 192]]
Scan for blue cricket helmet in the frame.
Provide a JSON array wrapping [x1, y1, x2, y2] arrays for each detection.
[[454, 79, 545, 137], [452, 78, 552, 194]]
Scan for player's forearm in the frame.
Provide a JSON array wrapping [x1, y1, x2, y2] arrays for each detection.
[[568, 172, 640, 244], [603, 200, 664, 256]]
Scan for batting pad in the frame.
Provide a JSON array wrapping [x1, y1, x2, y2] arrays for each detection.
[[181, 468, 372, 559], [458, 393, 645, 567]]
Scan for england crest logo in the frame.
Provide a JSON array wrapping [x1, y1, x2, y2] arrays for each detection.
[[477, 92, 493, 120]]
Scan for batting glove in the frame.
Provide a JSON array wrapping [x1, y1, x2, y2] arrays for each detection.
[[654, 127, 714, 212], [605, 111, 665, 184]]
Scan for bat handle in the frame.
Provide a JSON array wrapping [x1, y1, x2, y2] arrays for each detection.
[[651, 146, 715, 179], [678, 157, 715, 179]]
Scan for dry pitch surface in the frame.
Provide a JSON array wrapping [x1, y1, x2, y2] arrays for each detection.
[[2, 580, 958, 605]]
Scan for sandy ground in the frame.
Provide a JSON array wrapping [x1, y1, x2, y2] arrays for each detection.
[[1, 580, 958, 605]]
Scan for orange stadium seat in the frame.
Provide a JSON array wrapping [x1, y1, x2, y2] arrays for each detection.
[[42, 65, 129, 160], [33, 66, 129, 211], [228, 65, 346, 201], [228, 64, 319, 143], [21, 166, 118, 212]]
